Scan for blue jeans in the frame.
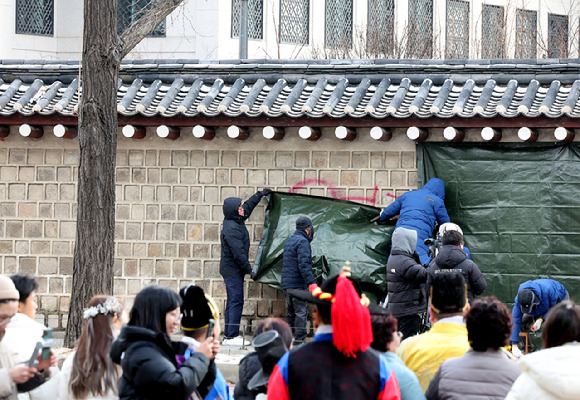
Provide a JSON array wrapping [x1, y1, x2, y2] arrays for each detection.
[[223, 277, 244, 338], [285, 290, 308, 344]]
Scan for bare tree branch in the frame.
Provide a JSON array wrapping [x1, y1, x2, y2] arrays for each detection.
[[118, 0, 185, 59]]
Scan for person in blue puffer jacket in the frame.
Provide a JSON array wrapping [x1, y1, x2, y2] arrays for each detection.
[[380, 178, 451, 265], [282, 216, 316, 346], [510, 279, 569, 356]]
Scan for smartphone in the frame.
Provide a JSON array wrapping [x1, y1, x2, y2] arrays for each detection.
[[41, 328, 53, 360], [28, 342, 42, 367], [206, 318, 215, 339]]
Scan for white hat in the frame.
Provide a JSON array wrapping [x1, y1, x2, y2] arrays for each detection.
[[438, 222, 463, 236], [0, 276, 20, 301]]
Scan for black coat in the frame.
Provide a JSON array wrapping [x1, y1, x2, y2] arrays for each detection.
[[281, 230, 315, 290], [220, 191, 264, 278], [110, 325, 212, 400], [386, 249, 428, 317], [427, 245, 487, 302], [234, 351, 261, 400]]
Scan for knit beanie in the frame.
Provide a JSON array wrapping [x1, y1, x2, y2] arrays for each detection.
[[179, 285, 220, 331], [0, 276, 20, 301], [296, 216, 312, 230]]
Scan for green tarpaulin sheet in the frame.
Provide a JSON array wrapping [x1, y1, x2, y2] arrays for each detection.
[[418, 142, 580, 305], [253, 192, 394, 302]]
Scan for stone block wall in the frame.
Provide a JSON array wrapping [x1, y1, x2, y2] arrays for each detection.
[[0, 127, 417, 331]]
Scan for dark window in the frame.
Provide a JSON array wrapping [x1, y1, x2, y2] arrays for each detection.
[[231, 0, 264, 40], [280, 0, 309, 44], [548, 14, 568, 58], [118, 0, 166, 37], [407, 0, 433, 58], [367, 0, 395, 56], [15, 0, 54, 36], [325, 0, 353, 48], [446, 0, 469, 59], [482, 5, 504, 58], [515, 9, 537, 58]]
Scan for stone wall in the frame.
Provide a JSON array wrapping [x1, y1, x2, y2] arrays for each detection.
[[0, 127, 417, 331]]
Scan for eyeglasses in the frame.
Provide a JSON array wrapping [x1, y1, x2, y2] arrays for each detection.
[[0, 314, 14, 326]]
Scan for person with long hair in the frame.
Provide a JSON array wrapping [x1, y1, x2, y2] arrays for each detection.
[[58, 295, 125, 400], [110, 285, 215, 400], [506, 300, 580, 400]]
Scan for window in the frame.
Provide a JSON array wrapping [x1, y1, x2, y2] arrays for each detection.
[[446, 0, 469, 59], [407, 0, 433, 58], [548, 14, 568, 58], [325, 0, 353, 48], [280, 0, 309, 44], [367, 0, 395, 56], [515, 9, 537, 58], [231, 0, 264, 40], [118, 0, 166, 37], [482, 5, 504, 58], [15, 0, 54, 36]]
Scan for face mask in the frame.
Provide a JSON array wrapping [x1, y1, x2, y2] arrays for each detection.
[[308, 226, 314, 238]]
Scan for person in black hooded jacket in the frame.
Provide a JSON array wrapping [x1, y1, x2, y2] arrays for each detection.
[[220, 189, 270, 345], [110, 285, 217, 400], [427, 230, 487, 303], [386, 227, 428, 339]]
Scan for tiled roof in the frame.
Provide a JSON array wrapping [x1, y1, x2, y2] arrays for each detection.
[[2, 59, 580, 120]]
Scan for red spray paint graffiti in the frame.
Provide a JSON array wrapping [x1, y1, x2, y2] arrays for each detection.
[[289, 179, 399, 207]]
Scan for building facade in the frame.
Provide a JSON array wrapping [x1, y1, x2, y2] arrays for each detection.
[[0, 0, 578, 60]]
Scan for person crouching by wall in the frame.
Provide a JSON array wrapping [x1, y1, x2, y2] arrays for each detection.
[[178, 285, 229, 400], [111, 285, 215, 400]]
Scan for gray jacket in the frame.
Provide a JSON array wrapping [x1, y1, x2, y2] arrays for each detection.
[[425, 348, 520, 400]]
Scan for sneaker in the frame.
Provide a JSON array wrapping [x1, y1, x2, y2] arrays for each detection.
[[222, 336, 248, 346]]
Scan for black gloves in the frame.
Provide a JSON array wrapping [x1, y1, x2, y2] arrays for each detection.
[[250, 271, 257, 280], [261, 188, 272, 196]]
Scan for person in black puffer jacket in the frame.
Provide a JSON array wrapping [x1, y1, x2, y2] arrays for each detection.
[[427, 230, 487, 302], [386, 227, 428, 339], [220, 189, 270, 344], [110, 285, 217, 400]]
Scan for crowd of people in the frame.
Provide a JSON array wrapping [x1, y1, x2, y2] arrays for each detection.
[[0, 184, 578, 399]]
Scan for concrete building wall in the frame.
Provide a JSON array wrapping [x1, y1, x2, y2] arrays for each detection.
[[0, 127, 418, 331], [1, 0, 579, 61]]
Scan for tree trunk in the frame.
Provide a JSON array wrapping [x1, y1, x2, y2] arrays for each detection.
[[64, 0, 186, 347], [64, 0, 119, 347]]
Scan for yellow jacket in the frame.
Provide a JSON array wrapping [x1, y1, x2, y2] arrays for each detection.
[[396, 319, 469, 392]]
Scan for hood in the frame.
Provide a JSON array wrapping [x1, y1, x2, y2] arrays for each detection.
[[518, 343, 580, 399], [422, 178, 446, 200], [391, 227, 417, 254], [223, 197, 243, 221], [435, 245, 466, 268], [113, 325, 163, 353]]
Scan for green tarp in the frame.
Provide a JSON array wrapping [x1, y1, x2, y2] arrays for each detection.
[[253, 192, 394, 302], [418, 142, 580, 305]]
